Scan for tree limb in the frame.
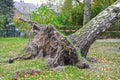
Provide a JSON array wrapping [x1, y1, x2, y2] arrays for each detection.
[[19, 18, 41, 33]]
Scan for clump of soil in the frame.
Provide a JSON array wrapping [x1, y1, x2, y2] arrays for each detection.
[[12, 69, 41, 80]]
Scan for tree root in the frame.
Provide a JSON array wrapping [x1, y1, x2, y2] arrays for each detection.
[[8, 54, 34, 63]]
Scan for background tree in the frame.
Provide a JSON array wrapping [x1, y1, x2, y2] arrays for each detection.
[[71, 2, 84, 26], [83, 0, 91, 25], [0, 0, 14, 29], [61, 0, 73, 26], [0, 15, 4, 29]]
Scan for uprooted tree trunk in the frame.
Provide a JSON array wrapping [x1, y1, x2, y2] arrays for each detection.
[[9, 0, 120, 69], [69, 0, 120, 57]]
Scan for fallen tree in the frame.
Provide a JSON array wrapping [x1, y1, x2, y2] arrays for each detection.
[[9, 0, 120, 69]]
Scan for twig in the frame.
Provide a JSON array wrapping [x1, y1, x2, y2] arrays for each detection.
[[19, 18, 41, 32]]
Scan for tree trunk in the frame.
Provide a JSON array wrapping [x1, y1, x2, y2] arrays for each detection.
[[69, 0, 120, 57], [83, 0, 91, 25]]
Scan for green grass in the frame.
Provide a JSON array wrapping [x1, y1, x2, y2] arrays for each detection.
[[0, 38, 120, 80]]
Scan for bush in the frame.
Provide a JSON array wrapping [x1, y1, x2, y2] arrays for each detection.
[[31, 6, 56, 25], [71, 4, 84, 26], [101, 31, 120, 38]]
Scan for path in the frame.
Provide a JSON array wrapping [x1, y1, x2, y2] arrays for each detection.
[[96, 39, 120, 42]]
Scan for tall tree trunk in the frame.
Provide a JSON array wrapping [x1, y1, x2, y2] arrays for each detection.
[[69, 0, 120, 57], [83, 0, 91, 25]]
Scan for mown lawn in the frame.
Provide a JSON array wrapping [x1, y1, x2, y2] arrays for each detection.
[[0, 38, 120, 80]]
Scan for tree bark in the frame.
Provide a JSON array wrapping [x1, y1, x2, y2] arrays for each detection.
[[83, 0, 91, 25], [69, 0, 120, 57]]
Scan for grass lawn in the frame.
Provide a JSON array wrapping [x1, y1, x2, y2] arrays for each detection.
[[0, 38, 120, 80]]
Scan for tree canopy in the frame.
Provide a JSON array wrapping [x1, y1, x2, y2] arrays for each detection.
[[0, 0, 14, 29]]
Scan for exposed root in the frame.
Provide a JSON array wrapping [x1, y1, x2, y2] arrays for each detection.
[[8, 54, 34, 63]]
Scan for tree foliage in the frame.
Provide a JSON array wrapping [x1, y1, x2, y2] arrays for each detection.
[[31, 6, 72, 28], [31, 6, 56, 25], [13, 18, 31, 32], [71, 4, 84, 26], [0, 15, 4, 29], [0, 0, 14, 29], [30, 0, 118, 34]]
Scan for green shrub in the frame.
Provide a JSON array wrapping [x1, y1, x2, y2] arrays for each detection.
[[101, 31, 120, 38], [31, 6, 56, 25], [71, 4, 84, 26]]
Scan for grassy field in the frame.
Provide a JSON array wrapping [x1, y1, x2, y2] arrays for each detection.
[[0, 38, 120, 80]]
